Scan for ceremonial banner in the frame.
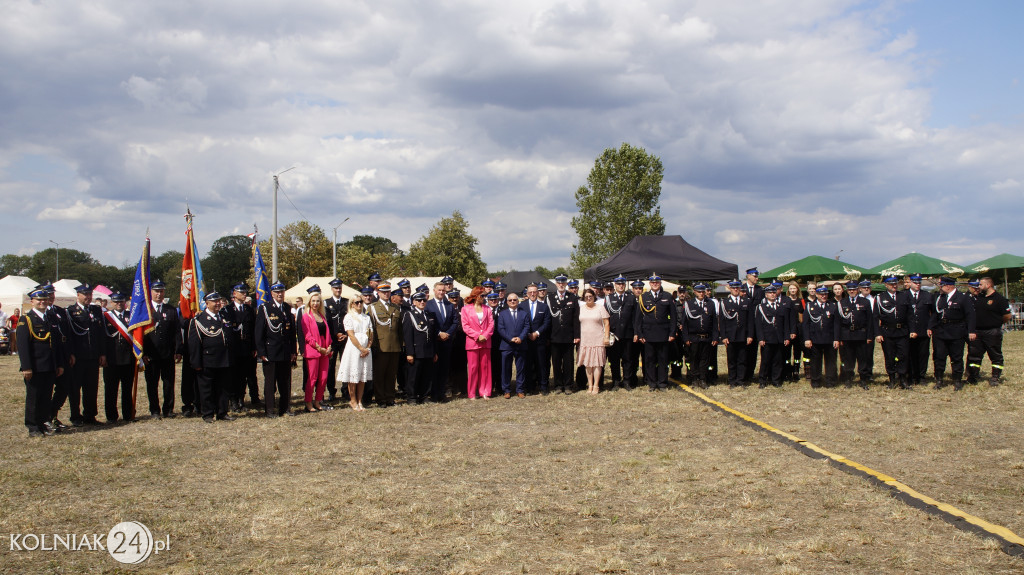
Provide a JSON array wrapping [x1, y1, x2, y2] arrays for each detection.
[[127, 238, 156, 363], [253, 241, 270, 308], [103, 309, 144, 359], [179, 211, 207, 319]]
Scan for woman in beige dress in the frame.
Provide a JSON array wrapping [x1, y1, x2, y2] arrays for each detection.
[[577, 288, 611, 394]]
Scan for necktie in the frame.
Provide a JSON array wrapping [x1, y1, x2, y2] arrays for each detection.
[[531, 301, 536, 319], [512, 310, 517, 322], [437, 300, 445, 320]]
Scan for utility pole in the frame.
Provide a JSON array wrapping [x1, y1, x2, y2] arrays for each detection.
[[332, 217, 350, 278], [271, 167, 295, 283], [48, 239, 75, 280]]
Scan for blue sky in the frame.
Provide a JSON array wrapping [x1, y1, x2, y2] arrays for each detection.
[[1, 0, 1022, 278]]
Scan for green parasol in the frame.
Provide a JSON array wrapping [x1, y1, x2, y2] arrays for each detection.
[[866, 252, 967, 278], [965, 253, 1024, 298], [760, 255, 868, 281]]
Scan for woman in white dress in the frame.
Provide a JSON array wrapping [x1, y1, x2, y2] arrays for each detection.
[[338, 298, 373, 411]]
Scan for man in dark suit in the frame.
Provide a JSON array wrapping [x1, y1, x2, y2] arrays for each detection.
[[905, 274, 933, 386], [425, 282, 457, 402], [403, 292, 438, 403], [636, 274, 675, 390], [741, 268, 764, 383], [548, 274, 580, 394], [929, 277, 977, 390], [680, 283, 719, 388], [754, 285, 792, 388], [874, 276, 912, 388], [627, 280, 646, 387], [101, 292, 136, 423], [43, 285, 74, 430], [188, 293, 234, 423], [523, 283, 551, 394], [605, 276, 635, 391], [324, 278, 349, 402], [66, 284, 106, 426], [496, 292, 531, 398], [719, 280, 754, 388], [222, 283, 259, 411], [255, 282, 297, 417], [18, 287, 67, 437], [837, 280, 875, 388], [143, 279, 182, 418], [803, 286, 841, 388]]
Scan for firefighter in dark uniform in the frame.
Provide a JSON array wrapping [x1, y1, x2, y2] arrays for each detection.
[[143, 279, 183, 418], [397, 278, 412, 305], [636, 274, 675, 391], [222, 283, 259, 411], [65, 284, 106, 426], [102, 292, 136, 423], [929, 277, 977, 390], [803, 285, 840, 388], [966, 276, 1012, 385], [874, 276, 911, 388], [905, 274, 933, 386], [486, 292, 503, 396], [754, 285, 791, 388], [670, 288, 689, 380], [605, 275, 635, 391], [720, 280, 754, 388], [324, 278, 349, 402], [742, 268, 764, 383], [402, 292, 438, 403], [680, 283, 719, 388], [256, 282, 297, 417], [627, 280, 646, 387], [837, 280, 875, 388], [18, 287, 68, 437], [548, 274, 580, 394], [188, 292, 234, 422], [43, 285, 73, 430]]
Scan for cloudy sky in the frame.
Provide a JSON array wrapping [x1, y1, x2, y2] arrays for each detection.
[[1, 0, 1021, 276]]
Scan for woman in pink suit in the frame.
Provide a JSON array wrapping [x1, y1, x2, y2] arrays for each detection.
[[460, 286, 495, 400], [300, 292, 333, 412]]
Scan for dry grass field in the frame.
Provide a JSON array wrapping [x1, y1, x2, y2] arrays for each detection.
[[2, 334, 1023, 573]]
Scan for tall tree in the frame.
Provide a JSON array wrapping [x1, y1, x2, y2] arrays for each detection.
[[257, 221, 332, 286], [343, 235, 404, 257], [405, 211, 487, 286], [0, 254, 31, 277], [202, 235, 253, 294], [570, 142, 666, 273]]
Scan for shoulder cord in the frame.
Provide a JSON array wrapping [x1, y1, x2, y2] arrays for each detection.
[[405, 311, 430, 335], [836, 299, 852, 320], [605, 296, 621, 315], [261, 306, 283, 334], [638, 293, 656, 314], [877, 293, 897, 316], [758, 304, 776, 325], [721, 297, 739, 320], [370, 303, 392, 327], [23, 314, 52, 343], [806, 301, 823, 324], [67, 307, 92, 337]]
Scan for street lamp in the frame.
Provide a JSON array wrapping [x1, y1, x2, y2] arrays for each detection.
[[48, 239, 75, 280], [332, 217, 350, 278], [271, 166, 296, 283]]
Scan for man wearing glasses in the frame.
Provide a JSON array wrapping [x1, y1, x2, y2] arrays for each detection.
[[496, 293, 531, 398]]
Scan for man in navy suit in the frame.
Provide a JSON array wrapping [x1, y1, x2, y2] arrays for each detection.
[[425, 282, 457, 402], [523, 284, 551, 393], [496, 292, 531, 398]]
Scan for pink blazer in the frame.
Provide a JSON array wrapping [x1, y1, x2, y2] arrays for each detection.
[[300, 311, 332, 358], [460, 304, 495, 350]]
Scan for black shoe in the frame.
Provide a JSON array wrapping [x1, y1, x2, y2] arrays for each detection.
[[320, 404, 334, 410], [163, 412, 177, 419], [203, 416, 215, 423], [758, 382, 766, 389], [83, 417, 103, 425], [51, 419, 70, 430], [151, 412, 162, 420], [70, 419, 84, 427], [990, 378, 1001, 387], [541, 389, 549, 396], [218, 414, 236, 421], [29, 430, 45, 438], [953, 381, 963, 391]]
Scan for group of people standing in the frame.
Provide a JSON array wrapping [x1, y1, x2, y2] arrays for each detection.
[[14, 267, 1012, 437]]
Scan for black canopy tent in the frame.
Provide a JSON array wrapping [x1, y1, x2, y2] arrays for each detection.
[[498, 270, 550, 293], [583, 235, 738, 283]]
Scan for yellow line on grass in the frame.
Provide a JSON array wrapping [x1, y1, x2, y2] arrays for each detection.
[[677, 382, 1024, 554]]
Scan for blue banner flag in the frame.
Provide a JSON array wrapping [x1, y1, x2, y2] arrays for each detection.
[[253, 241, 270, 308], [127, 237, 155, 363]]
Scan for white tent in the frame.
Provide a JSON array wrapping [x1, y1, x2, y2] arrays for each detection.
[[52, 278, 82, 297], [284, 277, 360, 306], [0, 275, 39, 314], [391, 276, 471, 294]]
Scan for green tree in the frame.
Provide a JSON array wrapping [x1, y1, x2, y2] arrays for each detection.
[[343, 235, 404, 258], [257, 221, 332, 286], [534, 265, 570, 279], [150, 250, 185, 304], [570, 142, 666, 273], [27, 248, 100, 283], [0, 254, 32, 277], [405, 211, 487, 286], [202, 235, 253, 293]]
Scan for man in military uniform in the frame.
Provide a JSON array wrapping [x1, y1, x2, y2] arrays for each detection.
[[256, 282, 297, 417], [143, 280, 182, 418], [548, 274, 580, 394], [874, 276, 911, 388], [486, 292, 503, 396], [636, 274, 675, 391], [858, 280, 877, 377], [222, 283, 259, 411], [627, 279, 646, 386], [905, 274, 933, 386], [754, 285, 791, 388], [605, 276, 635, 391], [397, 279, 412, 305], [929, 277, 977, 390], [680, 283, 719, 388], [720, 280, 754, 388], [101, 292, 136, 423], [324, 278, 349, 402], [803, 286, 840, 388], [369, 283, 403, 407], [966, 277, 1011, 386], [188, 293, 234, 422], [742, 268, 764, 383], [365, 273, 382, 302], [403, 292, 438, 403], [18, 287, 67, 437], [837, 280, 875, 388], [66, 284, 106, 426], [45, 285, 73, 430]]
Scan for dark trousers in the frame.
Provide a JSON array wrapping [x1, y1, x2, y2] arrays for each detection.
[[197, 366, 230, 419], [626, 339, 644, 385], [103, 364, 134, 422], [725, 342, 747, 386], [262, 360, 292, 416], [501, 349, 526, 394], [839, 339, 872, 383], [880, 334, 909, 376], [784, 339, 804, 380], [907, 336, 931, 383], [181, 354, 200, 413], [643, 340, 670, 388], [525, 339, 549, 391], [490, 345, 502, 396], [144, 355, 176, 415], [607, 337, 627, 383], [967, 329, 1004, 379], [431, 341, 452, 401], [933, 336, 966, 379], [50, 368, 71, 419], [550, 342, 575, 389], [743, 342, 759, 383], [686, 338, 713, 386], [372, 350, 400, 404], [327, 345, 342, 399], [807, 343, 838, 388], [25, 371, 55, 433], [759, 343, 784, 386], [231, 353, 259, 402], [70, 357, 100, 422], [405, 357, 433, 402]]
